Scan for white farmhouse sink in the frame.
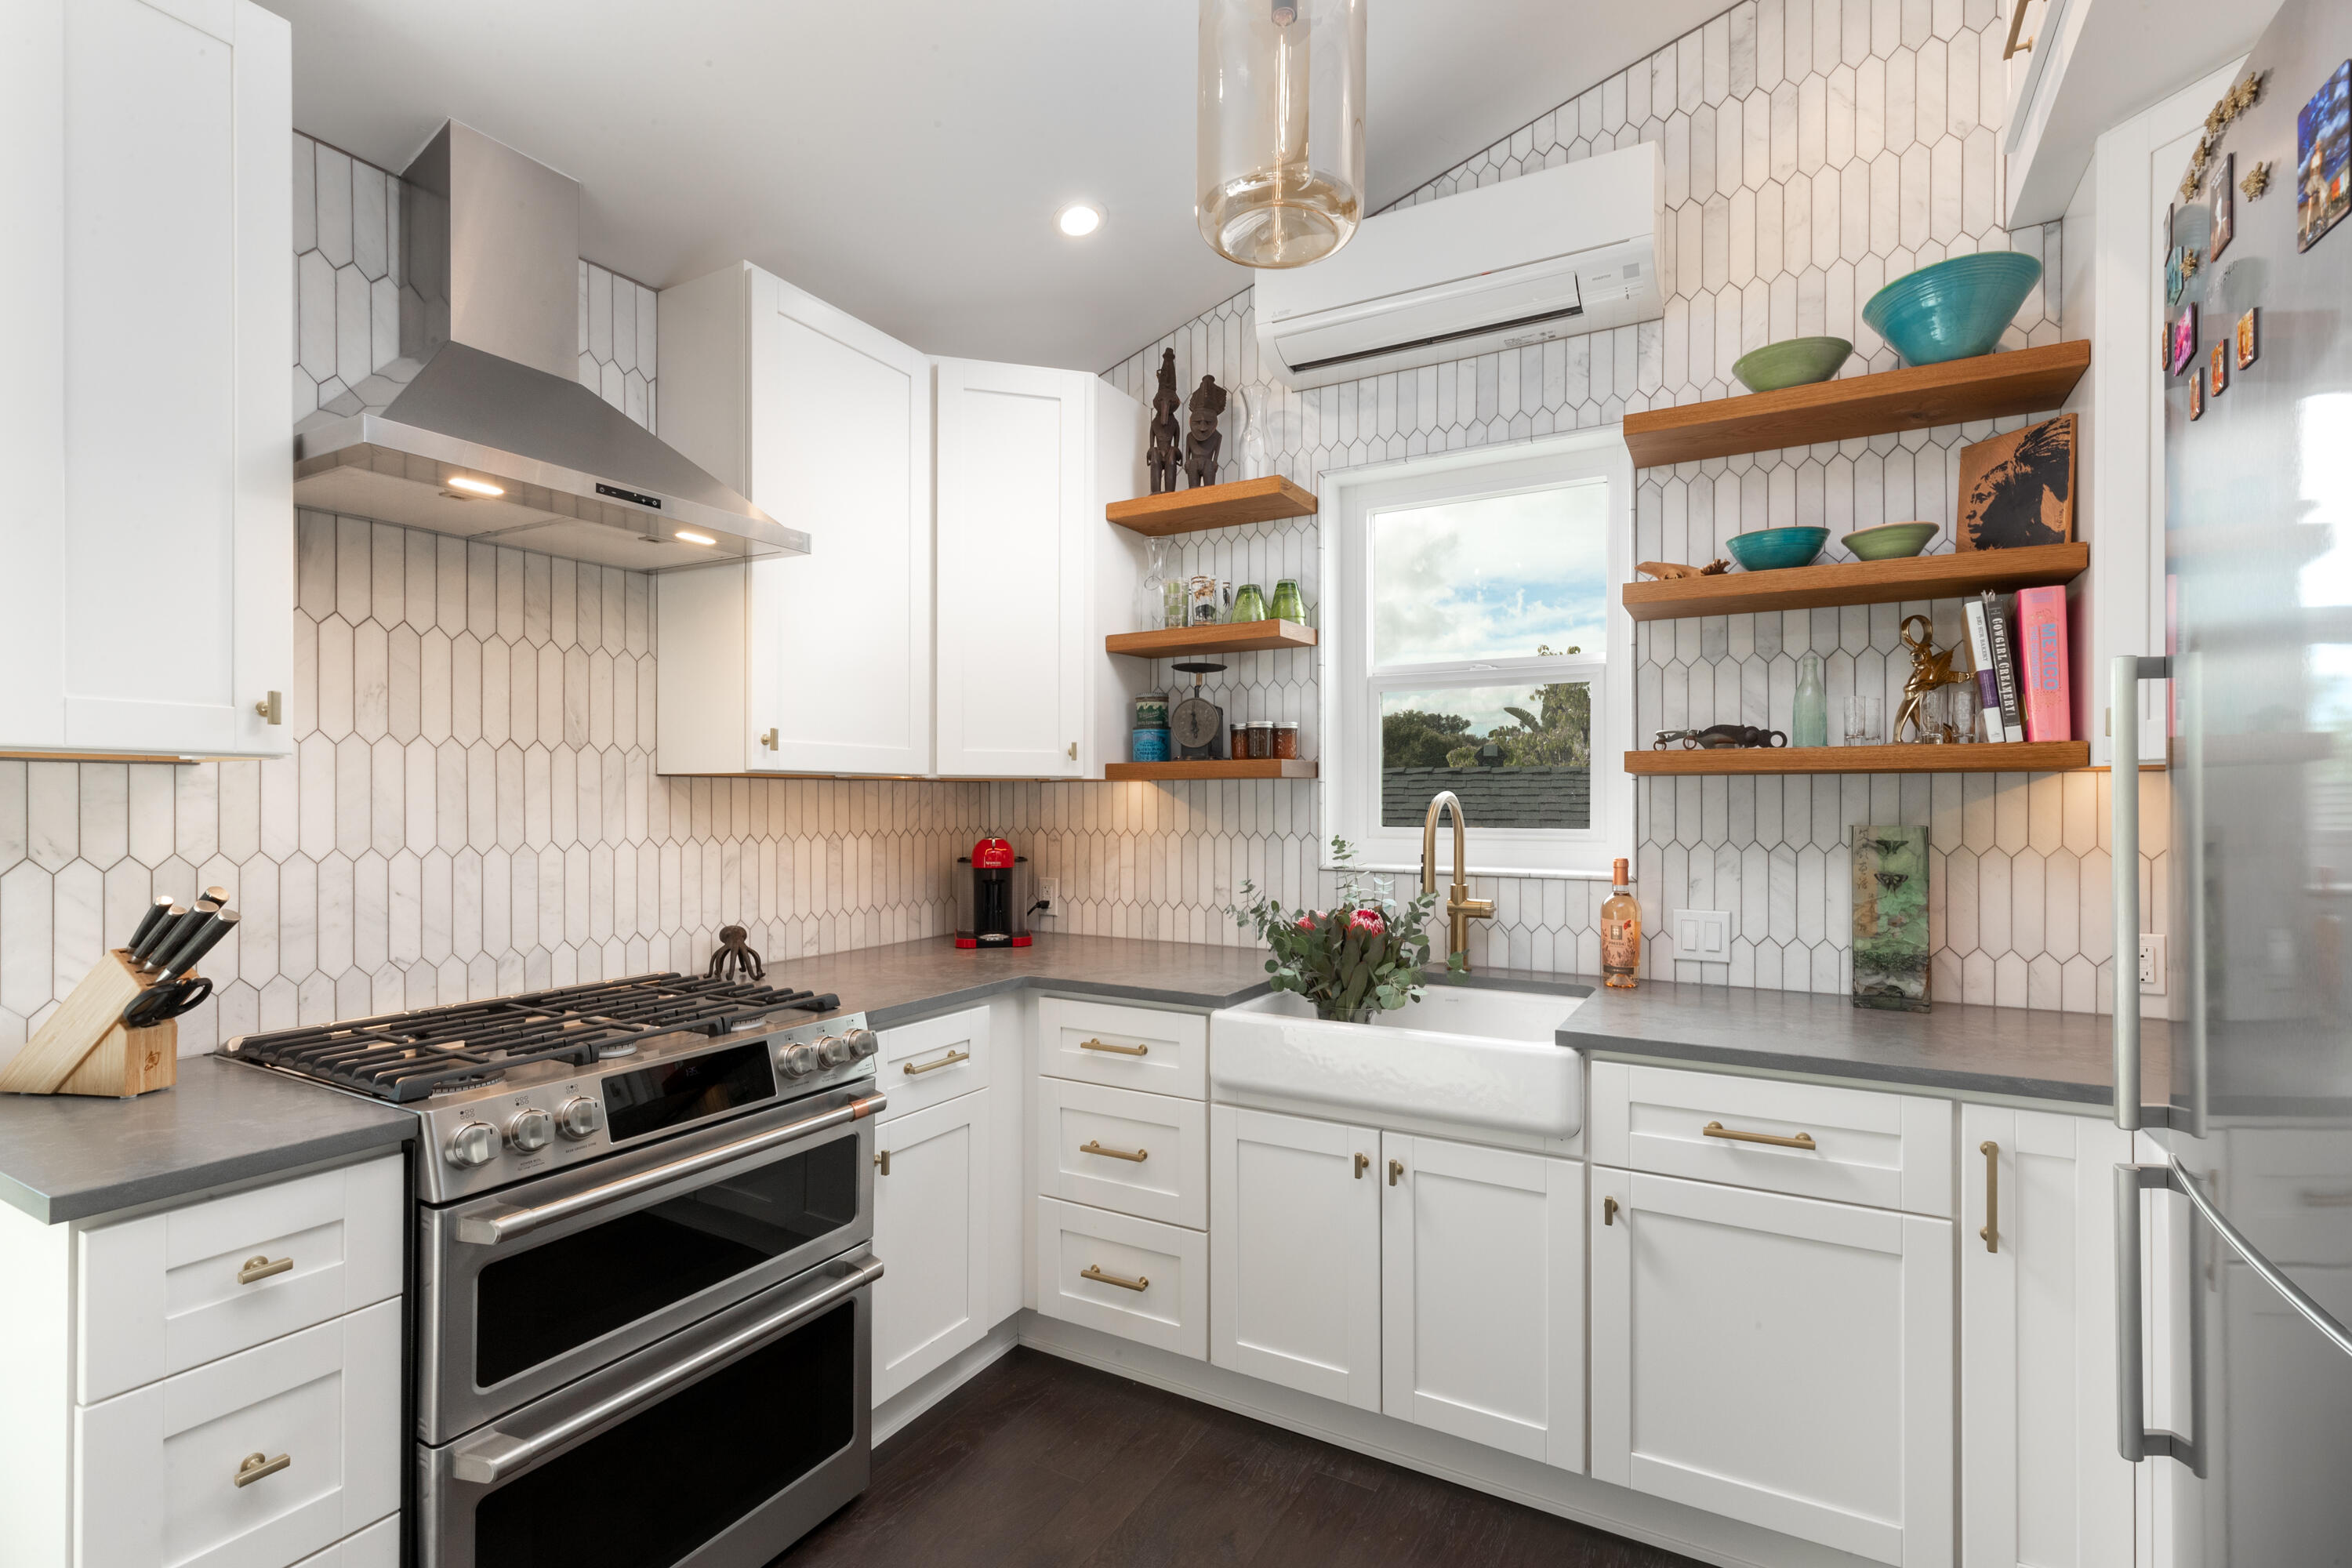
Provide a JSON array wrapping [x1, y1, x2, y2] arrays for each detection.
[[1210, 984, 1588, 1139]]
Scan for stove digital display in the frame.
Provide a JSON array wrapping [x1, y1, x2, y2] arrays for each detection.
[[604, 1042, 776, 1143]]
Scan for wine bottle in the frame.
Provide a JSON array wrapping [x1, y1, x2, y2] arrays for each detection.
[[1601, 858, 1641, 989]]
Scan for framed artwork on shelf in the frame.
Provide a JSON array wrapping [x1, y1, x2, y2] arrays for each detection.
[[1956, 415, 2076, 550], [2191, 368, 2205, 421], [2169, 304, 2200, 376], [1853, 826, 1929, 1013], [2237, 307, 2260, 370], [2298, 60, 2350, 252]]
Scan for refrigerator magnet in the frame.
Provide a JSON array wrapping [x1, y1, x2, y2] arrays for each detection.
[[2237, 307, 2259, 370], [2210, 340, 2229, 397], [2169, 305, 2199, 376], [2190, 369, 2205, 420]]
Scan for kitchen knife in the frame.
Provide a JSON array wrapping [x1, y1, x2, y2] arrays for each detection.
[[131, 905, 191, 967], [153, 909, 238, 982], [196, 886, 228, 911], [125, 895, 176, 955]]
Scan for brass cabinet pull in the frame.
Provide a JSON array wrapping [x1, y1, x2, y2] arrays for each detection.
[[1388, 1158, 1404, 1186], [874, 1149, 891, 1177], [1980, 1141, 2001, 1252], [1603, 1196, 1621, 1226], [1080, 1139, 1148, 1163], [233, 1451, 289, 1487], [1081, 1264, 1148, 1292], [903, 1048, 970, 1076], [237, 1254, 293, 1286], [1703, 1120, 1817, 1150], [2001, 0, 2034, 58], [758, 728, 779, 751], [1079, 1036, 1149, 1057], [252, 691, 283, 724], [1354, 1152, 1370, 1179]]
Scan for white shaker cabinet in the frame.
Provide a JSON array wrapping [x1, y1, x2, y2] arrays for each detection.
[[2, 0, 292, 758], [870, 1088, 992, 1406], [1591, 1166, 1954, 1568], [933, 360, 1146, 779], [1958, 1107, 2136, 1568], [655, 262, 933, 775]]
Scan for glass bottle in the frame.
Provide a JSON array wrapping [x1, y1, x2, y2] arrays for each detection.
[[1196, 0, 1367, 269], [1601, 858, 1641, 989], [1791, 652, 1828, 748]]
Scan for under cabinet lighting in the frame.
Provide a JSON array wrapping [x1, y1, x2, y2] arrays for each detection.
[[445, 475, 504, 497], [673, 529, 716, 546]]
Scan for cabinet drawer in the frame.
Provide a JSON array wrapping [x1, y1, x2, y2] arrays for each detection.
[[1590, 1062, 1951, 1217], [876, 1004, 991, 1121], [79, 1155, 404, 1403], [1036, 997, 1206, 1098], [289, 1515, 397, 1568], [1036, 1078, 1207, 1229], [1034, 1196, 1207, 1360], [74, 1298, 401, 1568]]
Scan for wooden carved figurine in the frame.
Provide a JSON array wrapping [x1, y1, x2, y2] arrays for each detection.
[[707, 924, 764, 982], [1183, 376, 1228, 488], [1636, 559, 1733, 579], [1146, 349, 1182, 494]]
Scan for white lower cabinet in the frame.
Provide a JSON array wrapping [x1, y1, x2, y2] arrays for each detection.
[[1381, 1131, 1584, 1469], [74, 1298, 399, 1568], [871, 1088, 991, 1405], [1958, 1107, 2136, 1568], [1592, 1166, 1953, 1568], [1034, 1196, 1208, 1359], [1209, 1105, 1381, 1410]]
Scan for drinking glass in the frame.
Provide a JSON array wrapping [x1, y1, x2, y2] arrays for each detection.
[[1842, 695, 1883, 746], [1269, 578, 1306, 622], [1229, 583, 1268, 623]]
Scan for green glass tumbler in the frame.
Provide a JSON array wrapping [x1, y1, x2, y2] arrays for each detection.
[[1269, 578, 1305, 622], [1229, 583, 1267, 623]]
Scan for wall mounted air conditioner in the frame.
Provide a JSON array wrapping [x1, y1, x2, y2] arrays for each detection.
[[1253, 142, 1666, 390]]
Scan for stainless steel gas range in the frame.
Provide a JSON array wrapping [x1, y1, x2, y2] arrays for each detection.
[[224, 974, 887, 1568]]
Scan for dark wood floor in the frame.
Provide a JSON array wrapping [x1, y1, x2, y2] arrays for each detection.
[[779, 1348, 1703, 1567]]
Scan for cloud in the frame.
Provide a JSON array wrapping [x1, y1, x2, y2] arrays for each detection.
[[1370, 482, 1608, 666]]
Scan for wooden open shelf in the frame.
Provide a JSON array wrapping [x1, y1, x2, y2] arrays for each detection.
[[1622, 543, 2087, 622], [1623, 340, 2091, 468], [1105, 620, 1317, 658], [1627, 741, 2089, 775], [1106, 476, 1319, 535], [1104, 759, 1318, 781]]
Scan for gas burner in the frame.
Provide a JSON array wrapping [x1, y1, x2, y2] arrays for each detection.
[[594, 1040, 639, 1059]]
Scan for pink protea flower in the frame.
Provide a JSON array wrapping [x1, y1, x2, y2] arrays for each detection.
[[1346, 908, 1385, 936], [1296, 911, 1323, 931]]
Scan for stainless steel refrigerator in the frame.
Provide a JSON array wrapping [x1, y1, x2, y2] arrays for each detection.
[[2113, 0, 2352, 1554]]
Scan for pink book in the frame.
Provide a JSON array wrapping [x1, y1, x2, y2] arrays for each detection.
[[2016, 586, 2071, 742]]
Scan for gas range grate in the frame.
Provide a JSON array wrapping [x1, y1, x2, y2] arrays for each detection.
[[224, 973, 841, 1102]]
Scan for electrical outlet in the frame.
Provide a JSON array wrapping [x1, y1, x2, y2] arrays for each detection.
[[1036, 877, 1062, 915], [2139, 934, 2166, 994], [1673, 909, 1732, 960]]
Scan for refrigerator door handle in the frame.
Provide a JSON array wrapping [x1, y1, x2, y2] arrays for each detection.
[[2115, 1161, 2202, 1472], [2111, 654, 2170, 1132]]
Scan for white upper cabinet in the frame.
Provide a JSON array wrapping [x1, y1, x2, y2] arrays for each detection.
[[933, 359, 1145, 779], [655, 262, 932, 775], [2, 0, 292, 758]]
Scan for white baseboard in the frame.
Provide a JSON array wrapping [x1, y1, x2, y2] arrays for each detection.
[[873, 1318, 1022, 1445]]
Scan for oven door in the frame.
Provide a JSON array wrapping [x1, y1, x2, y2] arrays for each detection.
[[421, 1249, 880, 1568], [419, 1086, 875, 1443]]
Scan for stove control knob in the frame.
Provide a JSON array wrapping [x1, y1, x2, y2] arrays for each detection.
[[843, 1029, 880, 1061], [556, 1098, 604, 1141], [817, 1033, 855, 1067], [506, 1108, 554, 1152], [444, 1121, 499, 1169], [779, 1042, 821, 1078]]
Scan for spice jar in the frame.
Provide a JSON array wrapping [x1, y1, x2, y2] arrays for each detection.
[[1229, 721, 1247, 758], [1272, 720, 1299, 759], [1247, 720, 1274, 759]]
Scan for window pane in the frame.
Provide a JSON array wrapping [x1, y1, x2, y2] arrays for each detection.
[[1379, 682, 1591, 829], [1371, 481, 1608, 667]]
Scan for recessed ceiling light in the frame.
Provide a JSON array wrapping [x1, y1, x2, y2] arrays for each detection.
[[445, 475, 504, 497], [673, 529, 716, 546], [1055, 202, 1104, 238]]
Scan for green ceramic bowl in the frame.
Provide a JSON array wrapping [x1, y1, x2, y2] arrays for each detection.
[[1731, 336, 1853, 393], [1841, 522, 1939, 559]]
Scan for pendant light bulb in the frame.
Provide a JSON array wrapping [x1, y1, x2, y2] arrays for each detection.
[[1196, 0, 1366, 269]]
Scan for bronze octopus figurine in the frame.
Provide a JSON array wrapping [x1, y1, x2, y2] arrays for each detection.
[[707, 924, 764, 982]]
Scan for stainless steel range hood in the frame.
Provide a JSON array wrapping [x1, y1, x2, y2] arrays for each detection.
[[292, 122, 807, 572]]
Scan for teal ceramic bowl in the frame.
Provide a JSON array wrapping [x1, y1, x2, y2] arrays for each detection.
[[1725, 526, 1829, 572], [1731, 336, 1853, 393], [1842, 521, 1939, 559], [1862, 253, 2044, 365]]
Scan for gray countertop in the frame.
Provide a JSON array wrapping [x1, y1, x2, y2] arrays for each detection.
[[0, 934, 2161, 1225], [0, 1055, 414, 1225]]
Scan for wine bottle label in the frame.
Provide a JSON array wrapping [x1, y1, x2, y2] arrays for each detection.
[[1602, 916, 1640, 970]]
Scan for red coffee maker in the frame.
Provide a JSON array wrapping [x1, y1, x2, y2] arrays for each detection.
[[953, 837, 1033, 949]]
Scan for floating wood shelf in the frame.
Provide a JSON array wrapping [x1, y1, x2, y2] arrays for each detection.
[[1623, 340, 2092, 468], [1622, 543, 2087, 622], [1626, 742, 2089, 775], [1105, 476, 1319, 535], [1105, 620, 1318, 658], [1103, 759, 1318, 781]]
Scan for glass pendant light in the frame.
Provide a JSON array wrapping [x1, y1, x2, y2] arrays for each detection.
[[1197, 0, 1367, 269]]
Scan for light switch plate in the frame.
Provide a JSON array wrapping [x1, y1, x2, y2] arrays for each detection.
[[1674, 909, 1732, 960], [2139, 933, 2166, 993]]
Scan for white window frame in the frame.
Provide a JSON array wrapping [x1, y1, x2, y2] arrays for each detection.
[[1319, 428, 1634, 879]]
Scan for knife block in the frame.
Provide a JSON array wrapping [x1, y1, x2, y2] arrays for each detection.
[[0, 949, 180, 1098]]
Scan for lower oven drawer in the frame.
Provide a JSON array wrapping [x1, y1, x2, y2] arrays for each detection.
[[423, 1250, 880, 1568], [1033, 1197, 1207, 1361]]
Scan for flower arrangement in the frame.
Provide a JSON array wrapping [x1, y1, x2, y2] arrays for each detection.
[[1228, 837, 1462, 1022]]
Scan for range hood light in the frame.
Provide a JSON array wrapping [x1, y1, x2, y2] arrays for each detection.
[[673, 529, 716, 546], [445, 475, 505, 497]]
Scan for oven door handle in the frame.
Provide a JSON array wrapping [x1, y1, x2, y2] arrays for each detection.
[[451, 1252, 885, 1486], [454, 1091, 887, 1246]]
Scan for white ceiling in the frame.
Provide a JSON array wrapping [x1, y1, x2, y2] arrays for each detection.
[[257, 0, 1723, 372]]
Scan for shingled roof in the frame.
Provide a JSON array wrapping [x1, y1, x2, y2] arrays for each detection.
[[1381, 767, 1592, 830]]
